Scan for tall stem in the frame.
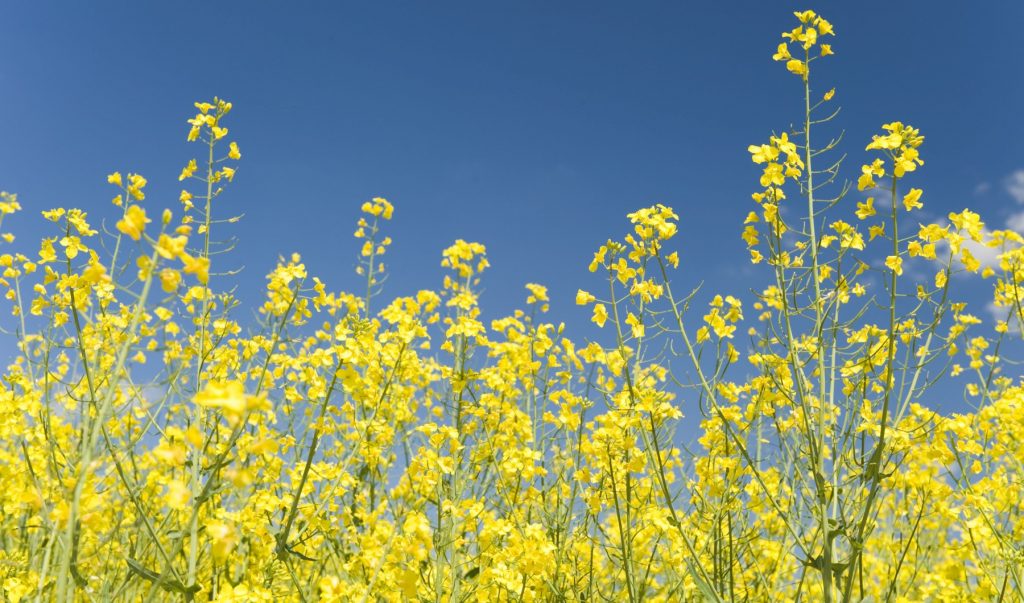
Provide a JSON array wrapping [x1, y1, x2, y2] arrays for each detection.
[[802, 49, 833, 602], [186, 132, 217, 595]]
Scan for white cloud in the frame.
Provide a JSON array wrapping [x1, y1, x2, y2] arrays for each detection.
[[1005, 170, 1024, 204], [961, 236, 1002, 271], [974, 181, 991, 195], [1007, 211, 1024, 233]]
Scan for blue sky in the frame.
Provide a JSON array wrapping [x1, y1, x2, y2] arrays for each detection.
[[1, 2, 1023, 362]]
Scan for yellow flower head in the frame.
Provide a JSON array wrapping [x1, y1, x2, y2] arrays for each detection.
[[525, 283, 549, 304], [885, 254, 903, 275], [777, 11, 834, 77], [116, 205, 150, 241], [179, 159, 197, 181], [181, 253, 210, 284], [441, 239, 488, 278], [360, 197, 394, 220], [575, 289, 596, 305], [194, 380, 268, 426], [902, 188, 924, 212], [866, 122, 925, 178]]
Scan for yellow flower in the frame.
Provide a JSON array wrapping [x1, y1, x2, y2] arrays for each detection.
[[155, 234, 188, 260], [525, 283, 548, 304], [178, 159, 197, 181], [949, 209, 984, 241], [159, 268, 181, 292], [748, 143, 777, 164], [885, 255, 903, 275], [625, 312, 645, 338], [866, 133, 901, 151], [440, 239, 487, 277], [894, 148, 923, 177], [858, 159, 884, 191], [204, 519, 238, 562], [194, 380, 268, 426], [815, 16, 834, 36], [866, 122, 925, 178], [107, 172, 122, 187], [67, 209, 96, 236], [128, 173, 147, 200], [165, 480, 190, 510], [42, 208, 65, 222], [960, 248, 980, 273], [39, 238, 57, 263], [627, 204, 678, 240], [575, 289, 596, 305], [588, 245, 607, 272], [902, 188, 923, 211], [399, 570, 418, 599], [59, 235, 87, 259], [794, 10, 816, 23], [181, 253, 210, 284], [361, 197, 394, 220], [116, 205, 150, 241], [592, 303, 608, 328], [799, 26, 817, 50], [228, 141, 241, 160], [855, 197, 876, 220]]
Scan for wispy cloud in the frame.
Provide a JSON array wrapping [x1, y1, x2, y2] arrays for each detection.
[[863, 179, 892, 208], [961, 235, 1002, 272], [1007, 211, 1024, 233], [1005, 170, 1024, 204], [1002, 170, 1024, 239]]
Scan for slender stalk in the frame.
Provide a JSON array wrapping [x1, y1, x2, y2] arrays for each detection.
[[186, 127, 218, 597]]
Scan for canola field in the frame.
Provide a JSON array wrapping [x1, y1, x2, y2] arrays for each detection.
[[1, 9, 1022, 603]]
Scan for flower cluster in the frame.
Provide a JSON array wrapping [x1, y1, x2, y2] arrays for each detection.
[[772, 10, 835, 79]]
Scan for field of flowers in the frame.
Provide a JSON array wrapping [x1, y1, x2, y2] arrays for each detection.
[[1, 8, 1023, 602]]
